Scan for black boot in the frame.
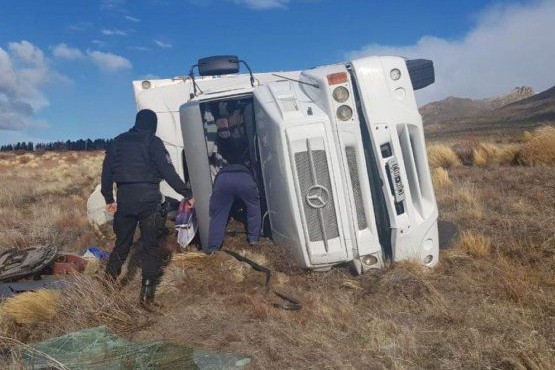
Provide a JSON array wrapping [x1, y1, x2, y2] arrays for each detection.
[[140, 276, 162, 311]]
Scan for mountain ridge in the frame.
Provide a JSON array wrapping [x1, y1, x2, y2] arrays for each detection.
[[420, 84, 555, 139]]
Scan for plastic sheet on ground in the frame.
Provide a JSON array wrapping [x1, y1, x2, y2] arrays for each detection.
[[0, 276, 73, 299], [19, 326, 251, 370]]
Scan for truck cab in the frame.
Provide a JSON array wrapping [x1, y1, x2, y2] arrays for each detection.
[[127, 55, 438, 273]]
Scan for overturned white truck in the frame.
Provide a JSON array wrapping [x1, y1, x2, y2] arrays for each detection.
[[116, 55, 438, 274]]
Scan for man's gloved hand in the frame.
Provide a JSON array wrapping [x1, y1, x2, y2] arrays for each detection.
[[106, 202, 117, 215]]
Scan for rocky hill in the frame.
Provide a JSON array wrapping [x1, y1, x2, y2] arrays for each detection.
[[420, 86, 535, 125], [420, 85, 555, 140]]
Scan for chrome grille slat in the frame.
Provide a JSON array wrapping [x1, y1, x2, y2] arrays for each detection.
[[345, 146, 367, 230]]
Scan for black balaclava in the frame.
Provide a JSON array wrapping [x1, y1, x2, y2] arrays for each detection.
[[134, 109, 157, 134]]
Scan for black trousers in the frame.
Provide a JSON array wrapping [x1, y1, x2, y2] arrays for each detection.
[[106, 184, 164, 280]]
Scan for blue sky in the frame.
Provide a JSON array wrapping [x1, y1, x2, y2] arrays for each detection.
[[1, 0, 554, 145]]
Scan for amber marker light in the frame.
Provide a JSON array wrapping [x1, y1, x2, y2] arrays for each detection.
[[327, 72, 348, 85]]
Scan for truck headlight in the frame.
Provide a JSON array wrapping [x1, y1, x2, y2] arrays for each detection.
[[141, 80, 151, 89], [423, 255, 433, 264], [390, 68, 401, 81], [362, 255, 378, 266], [336, 105, 353, 121], [332, 86, 349, 103]]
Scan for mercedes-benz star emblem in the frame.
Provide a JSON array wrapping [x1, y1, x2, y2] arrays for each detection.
[[306, 185, 329, 209]]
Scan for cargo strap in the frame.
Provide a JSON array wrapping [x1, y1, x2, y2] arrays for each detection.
[[222, 249, 302, 311]]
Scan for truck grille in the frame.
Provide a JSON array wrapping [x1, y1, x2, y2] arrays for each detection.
[[295, 144, 339, 250], [345, 146, 367, 230]]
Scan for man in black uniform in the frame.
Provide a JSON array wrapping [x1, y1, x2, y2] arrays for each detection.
[[101, 109, 192, 308]]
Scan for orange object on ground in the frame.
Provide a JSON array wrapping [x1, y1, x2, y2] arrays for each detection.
[[52, 253, 88, 275]]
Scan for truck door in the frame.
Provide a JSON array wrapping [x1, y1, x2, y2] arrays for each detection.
[[179, 101, 213, 249]]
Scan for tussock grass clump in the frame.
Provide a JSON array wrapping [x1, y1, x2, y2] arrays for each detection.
[[0, 276, 145, 343], [458, 231, 491, 257], [473, 143, 520, 166], [515, 125, 555, 165], [0, 290, 61, 325], [431, 167, 451, 188], [427, 144, 461, 168], [452, 140, 480, 165]]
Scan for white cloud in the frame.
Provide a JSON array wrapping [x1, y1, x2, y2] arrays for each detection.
[[91, 40, 107, 48], [228, 0, 289, 9], [101, 0, 125, 11], [128, 46, 150, 51], [347, 0, 555, 104], [9, 40, 45, 66], [125, 15, 140, 22], [51, 43, 132, 72], [101, 28, 127, 36], [154, 39, 172, 48], [87, 50, 132, 71], [0, 41, 54, 131], [53, 43, 85, 60]]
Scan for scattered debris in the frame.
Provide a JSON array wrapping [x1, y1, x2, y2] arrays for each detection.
[[0, 277, 72, 299], [341, 279, 363, 290], [0, 246, 58, 282], [13, 326, 250, 369]]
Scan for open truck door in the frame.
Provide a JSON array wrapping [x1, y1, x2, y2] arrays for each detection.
[[180, 101, 213, 249]]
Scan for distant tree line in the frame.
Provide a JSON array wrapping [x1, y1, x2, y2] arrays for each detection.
[[0, 139, 113, 152]]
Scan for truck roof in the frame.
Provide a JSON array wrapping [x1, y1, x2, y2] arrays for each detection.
[[133, 71, 303, 113]]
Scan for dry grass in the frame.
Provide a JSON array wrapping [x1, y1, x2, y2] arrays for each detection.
[[0, 275, 145, 343], [0, 147, 554, 369], [427, 144, 461, 168], [431, 167, 452, 188], [473, 143, 520, 166], [0, 290, 60, 325], [0, 151, 104, 251], [516, 125, 555, 165], [433, 125, 555, 167], [458, 231, 491, 257]]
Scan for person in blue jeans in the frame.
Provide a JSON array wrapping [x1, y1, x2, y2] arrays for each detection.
[[206, 102, 261, 253]]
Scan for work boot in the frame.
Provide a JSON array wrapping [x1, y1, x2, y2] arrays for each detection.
[[139, 277, 162, 312]]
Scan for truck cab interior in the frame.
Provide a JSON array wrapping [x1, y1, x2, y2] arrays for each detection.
[[198, 96, 270, 235]]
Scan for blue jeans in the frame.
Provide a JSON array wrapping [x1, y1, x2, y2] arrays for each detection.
[[207, 166, 261, 252]]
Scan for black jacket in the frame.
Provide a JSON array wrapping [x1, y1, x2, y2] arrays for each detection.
[[101, 110, 191, 204]]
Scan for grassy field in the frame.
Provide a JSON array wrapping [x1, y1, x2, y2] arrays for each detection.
[[0, 126, 554, 369]]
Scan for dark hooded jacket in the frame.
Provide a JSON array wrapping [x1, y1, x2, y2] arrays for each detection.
[[101, 109, 191, 204]]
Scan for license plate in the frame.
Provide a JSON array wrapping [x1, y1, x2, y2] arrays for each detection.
[[388, 159, 405, 202]]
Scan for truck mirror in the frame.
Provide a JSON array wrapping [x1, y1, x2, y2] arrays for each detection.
[[198, 55, 240, 76], [405, 59, 435, 90]]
